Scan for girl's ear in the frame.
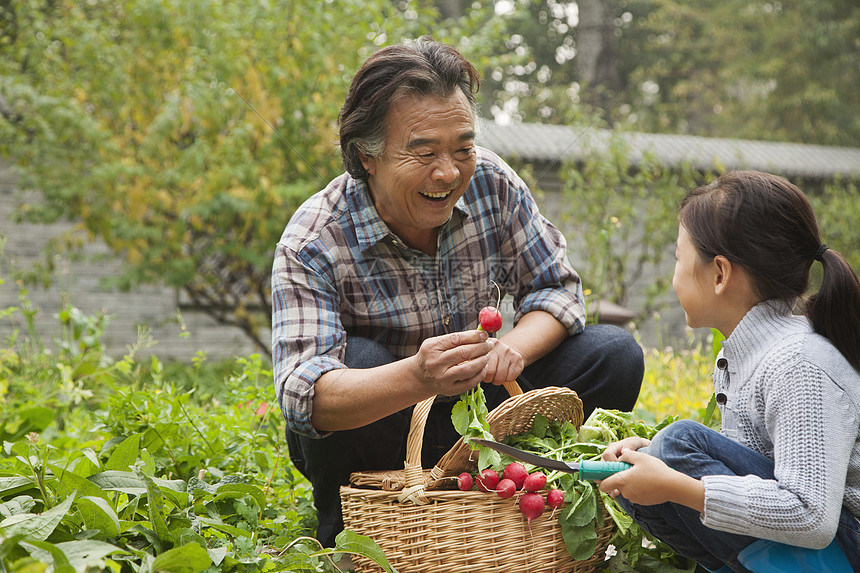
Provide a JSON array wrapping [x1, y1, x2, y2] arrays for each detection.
[[712, 255, 733, 295]]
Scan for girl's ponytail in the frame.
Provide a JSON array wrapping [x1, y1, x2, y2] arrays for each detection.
[[806, 248, 860, 373]]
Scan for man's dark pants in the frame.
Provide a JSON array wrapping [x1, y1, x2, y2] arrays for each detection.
[[286, 324, 644, 546]]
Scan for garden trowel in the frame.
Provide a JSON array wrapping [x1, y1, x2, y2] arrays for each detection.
[[470, 438, 632, 481]]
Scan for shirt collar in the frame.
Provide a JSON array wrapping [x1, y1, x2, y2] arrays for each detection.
[[345, 175, 470, 252], [720, 300, 806, 374]]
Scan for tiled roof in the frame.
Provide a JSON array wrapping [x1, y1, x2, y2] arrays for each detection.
[[476, 120, 860, 180]]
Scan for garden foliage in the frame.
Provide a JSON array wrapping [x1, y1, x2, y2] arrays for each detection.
[[0, 290, 396, 572], [556, 137, 709, 316], [0, 259, 725, 572]]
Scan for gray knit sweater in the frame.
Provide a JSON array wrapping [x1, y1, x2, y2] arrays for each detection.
[[701, 300, 860, 549]]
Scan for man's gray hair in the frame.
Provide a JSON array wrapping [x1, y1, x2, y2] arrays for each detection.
[[338, 38, 480, 179]]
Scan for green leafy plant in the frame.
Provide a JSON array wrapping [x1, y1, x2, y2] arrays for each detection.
[[0, 300, 396, 572], [809, 177, 860, 272], [451, 386, 501, 470], [635, 339, 720, 428], [498, 411, 695, 572]]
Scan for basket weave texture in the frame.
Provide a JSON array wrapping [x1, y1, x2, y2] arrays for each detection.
[[340, 384, 614, 573]]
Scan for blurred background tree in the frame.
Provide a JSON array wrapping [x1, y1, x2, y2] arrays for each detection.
[[1, 0, 857, 354], [623, 0, 860, 146], [0, 0, 434, 353], [459, 0, 859, 146]]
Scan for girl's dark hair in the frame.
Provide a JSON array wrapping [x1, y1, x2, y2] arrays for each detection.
[[338, 37, 480, 179], [679, 170, 860, 372]]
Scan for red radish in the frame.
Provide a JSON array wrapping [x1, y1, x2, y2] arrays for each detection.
[[476, 468, 500, 492], [547, 488, 564, 509], [519, 492, 545, 531], [502, 462, 529, 489], [478, 306, 503, 333], [523, 471, 547, 492], [495, 478, 517, 499], [547, 489, 565, 517], [457, 472, 474, 491]]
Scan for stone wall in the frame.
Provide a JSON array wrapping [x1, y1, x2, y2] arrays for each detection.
[[533, 176, 696, 351], [0, 162, 263, 362], [0, 160, 695, 363]]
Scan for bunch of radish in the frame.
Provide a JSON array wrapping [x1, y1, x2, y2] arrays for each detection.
[[457, 462, 565, 529], [459, 285, 566, 530]]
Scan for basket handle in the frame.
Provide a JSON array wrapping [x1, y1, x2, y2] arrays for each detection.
[[398, 381, 522, 503]]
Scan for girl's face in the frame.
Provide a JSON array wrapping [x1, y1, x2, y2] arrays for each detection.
[[672, 224, 717, 329]]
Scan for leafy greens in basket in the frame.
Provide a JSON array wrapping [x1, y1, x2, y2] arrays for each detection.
[[453, 392, 696, 572], [451, 385, 502, 470]]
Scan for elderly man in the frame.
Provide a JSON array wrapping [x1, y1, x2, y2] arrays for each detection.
[[272, 38, 643, 546]]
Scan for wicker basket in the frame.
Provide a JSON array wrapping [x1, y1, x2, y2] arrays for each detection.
[[340, 383, 614, 573]]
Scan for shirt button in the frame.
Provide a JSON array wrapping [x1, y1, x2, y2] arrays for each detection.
[[716, 358, 728, 370], [443, 316, 451, 326], [716, 392, 728, 405]]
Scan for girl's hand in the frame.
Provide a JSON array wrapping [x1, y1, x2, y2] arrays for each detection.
[[601, 436, 651, 462], [599, 448, 705, 512]]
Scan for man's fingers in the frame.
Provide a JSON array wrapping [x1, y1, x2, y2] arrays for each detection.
[[482, 351, 499, 383], [446, 352, 490, 381], [453, 340, 493, 364], [435, 329, 488, 350], [414, 331, 498, 393], [480, 339, 518, 384], [435, 362, 488, 396], [419, 331, 491, 367]]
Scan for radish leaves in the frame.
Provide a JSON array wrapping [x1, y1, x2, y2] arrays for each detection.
[[451, 386, 501, 470]]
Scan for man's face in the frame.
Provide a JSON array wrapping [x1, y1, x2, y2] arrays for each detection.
[[360, 90, 477, 252]]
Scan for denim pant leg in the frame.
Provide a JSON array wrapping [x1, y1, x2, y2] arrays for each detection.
[[615, 419, 776, 572], [509, 323, 644, 418], [285, 336, 462, 547], [836, 505, 860, 571]]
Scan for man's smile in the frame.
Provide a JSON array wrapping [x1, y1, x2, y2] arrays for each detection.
[[419, 189, 454, 201]]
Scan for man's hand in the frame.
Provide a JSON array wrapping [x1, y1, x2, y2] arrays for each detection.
[[482, 337, 525, 385], [410, 329, 492, 396]]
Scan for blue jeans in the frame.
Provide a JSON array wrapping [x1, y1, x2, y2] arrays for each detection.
[[287, 324, 643, 546], [615, 420, 860, 572]]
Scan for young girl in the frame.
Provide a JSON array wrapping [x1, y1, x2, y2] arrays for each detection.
[[599, 171, 860, 572]]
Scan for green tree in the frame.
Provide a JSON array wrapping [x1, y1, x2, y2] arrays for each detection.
[[600, 0, 860, 146], [434, 0, 657, 126], [462, 0, 859, 146], [0, 0, 430, 354], [470, 0, 612, 125]]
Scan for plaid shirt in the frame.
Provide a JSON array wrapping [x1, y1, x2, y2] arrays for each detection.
[[272, 147, 585, 437]]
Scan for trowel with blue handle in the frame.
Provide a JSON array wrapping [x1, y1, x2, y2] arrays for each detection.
[[470, 438, 632, 481]]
